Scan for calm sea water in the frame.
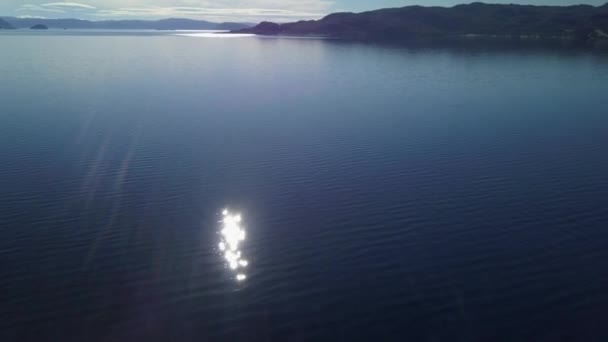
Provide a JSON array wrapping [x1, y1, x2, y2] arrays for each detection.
[[1, 31, 608, 342]]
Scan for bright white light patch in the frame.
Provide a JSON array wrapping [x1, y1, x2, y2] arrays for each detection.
[[175, 32, 255, 38], [219, 209, 249, 282]]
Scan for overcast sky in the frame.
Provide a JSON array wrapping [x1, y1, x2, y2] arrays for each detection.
[[3, 0, 607, 22]]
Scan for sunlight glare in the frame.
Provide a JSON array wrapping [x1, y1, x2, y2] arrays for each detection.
[[219, 209, 249, 282]]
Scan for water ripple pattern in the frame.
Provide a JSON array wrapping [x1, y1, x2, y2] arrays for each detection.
[[1, 32, 608, 342]]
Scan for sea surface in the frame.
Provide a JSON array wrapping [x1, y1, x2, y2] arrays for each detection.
[[1, 30, 608, 342]]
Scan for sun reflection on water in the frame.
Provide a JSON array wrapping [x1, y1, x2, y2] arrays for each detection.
[[219, 209, 248, 282]]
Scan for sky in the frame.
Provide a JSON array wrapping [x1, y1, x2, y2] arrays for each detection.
[[3, 0, 607, 23]]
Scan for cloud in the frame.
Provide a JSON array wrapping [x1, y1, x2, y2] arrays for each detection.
[[14, 0, 334, 22], [42, 2, 96, 10], [92, 0, 333, 22], [17, 15, 47, 19], [94, 6, 328, 21], [17, 4, 66, 13]]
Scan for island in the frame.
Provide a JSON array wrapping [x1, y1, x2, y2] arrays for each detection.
[[30, 24, 49, 30], [234, 2, 608, 44], [0, 18, 15, 29]]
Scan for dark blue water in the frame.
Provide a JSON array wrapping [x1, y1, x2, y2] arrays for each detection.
[[1, 31, 608, 341]]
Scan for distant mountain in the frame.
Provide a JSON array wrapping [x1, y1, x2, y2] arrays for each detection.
[[0, 17, 14, 29], [236, 2, 608, 42], [30, 24, 48, 30], [1, 17, 252, 31]]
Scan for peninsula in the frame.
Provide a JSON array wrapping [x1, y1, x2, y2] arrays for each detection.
[[235, 2, 608, 43]]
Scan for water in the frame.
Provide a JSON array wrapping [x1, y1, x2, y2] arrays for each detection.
[[1, 31, 608, 341]]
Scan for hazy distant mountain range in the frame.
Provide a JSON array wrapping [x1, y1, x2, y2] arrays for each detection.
[[237, 2, 608, 42], [0, 18, 14, 29], [0, 17, 252, 31]]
